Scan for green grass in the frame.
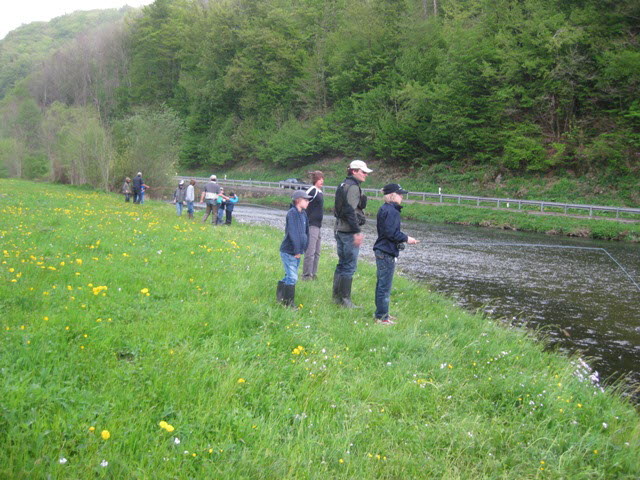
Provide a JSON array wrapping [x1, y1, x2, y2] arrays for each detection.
[[1, 179, 639, 479]]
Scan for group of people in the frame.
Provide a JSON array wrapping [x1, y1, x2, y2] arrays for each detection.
[[121, 172, 148, 204], [277, 160, 417, 325], [173, 175, 239, 224]]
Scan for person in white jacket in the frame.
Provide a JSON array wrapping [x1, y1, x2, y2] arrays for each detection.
[[185, 179, 196, 220]]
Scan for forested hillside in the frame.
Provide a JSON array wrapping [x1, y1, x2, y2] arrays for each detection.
[[0, 0, 638, 198]]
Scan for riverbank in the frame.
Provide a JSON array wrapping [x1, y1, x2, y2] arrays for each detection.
[[238, 192, 640, 242], [188, 157, 640, 208], [1, 179, 639, 478]]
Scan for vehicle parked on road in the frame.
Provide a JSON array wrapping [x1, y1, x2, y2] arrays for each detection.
[[279, 178, 310, 190]]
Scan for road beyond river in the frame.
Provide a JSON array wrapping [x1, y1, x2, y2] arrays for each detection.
[[230, 203, 640, 400]]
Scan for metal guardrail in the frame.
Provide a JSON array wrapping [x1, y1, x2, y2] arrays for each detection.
[[176, 176, 640, 219]]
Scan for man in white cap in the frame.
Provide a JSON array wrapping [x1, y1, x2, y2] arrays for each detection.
[[332, 159, 373, 308], [200, 174, 221, 224]]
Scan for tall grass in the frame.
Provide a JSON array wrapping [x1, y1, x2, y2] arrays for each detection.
[[1, 179, 639, 479]]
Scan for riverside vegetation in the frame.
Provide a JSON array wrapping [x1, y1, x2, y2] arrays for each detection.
[[1, 0, 638, 198], [1, 179, 639, 478]]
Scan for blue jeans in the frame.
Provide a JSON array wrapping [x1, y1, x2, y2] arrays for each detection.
[[140, 191, 145, 204], [176, 202, 183, 216], [374, 250, 396, 319], [280, 251, 300, 285], [334, 231, 360, 277], [217, 205, 225, 224], [187, 201, 194, 215]]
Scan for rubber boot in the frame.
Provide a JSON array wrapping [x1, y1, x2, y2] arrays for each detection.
[[338, 275, 359, 308], [283, 284, 296, 308], [276, 281, 286, 304], [332, 272, 341, 304]]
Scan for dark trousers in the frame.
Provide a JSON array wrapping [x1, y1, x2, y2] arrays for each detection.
[[334, 231, 360, 278], [374, 250, 396, 320], [225, 208, 234, 224]]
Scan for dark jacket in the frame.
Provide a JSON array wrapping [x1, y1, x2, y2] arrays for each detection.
[[334, 176, 363, 233], [373, 202, 408, 258], [174, 185, 187, 202], [133, 175, 143, 192], [305, 186, 324, 228], [280, 207, 309, 255]]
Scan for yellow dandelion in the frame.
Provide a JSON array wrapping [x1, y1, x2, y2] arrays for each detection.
[[237, 378, 246, 384], [101, 430, 110, 440], [140, 288, 149, 294]]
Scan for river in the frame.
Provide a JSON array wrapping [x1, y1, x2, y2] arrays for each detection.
[[231, 204, 640, 398]]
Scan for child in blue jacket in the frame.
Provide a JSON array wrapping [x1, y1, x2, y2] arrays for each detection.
[[373, 183, 418, 324], [277, 190, 311, 307]]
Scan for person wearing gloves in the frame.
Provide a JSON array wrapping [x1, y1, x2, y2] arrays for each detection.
[[173, 180, 187, 216], [373, 183, 418, 325], [277, 190, 310, 308]]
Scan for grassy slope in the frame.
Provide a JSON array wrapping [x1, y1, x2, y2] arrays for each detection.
[[1, 179, 639, 479]]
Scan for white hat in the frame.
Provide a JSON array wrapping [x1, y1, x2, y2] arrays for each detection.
[[349, 160, 372, 173], [179, 180, 184, 185], [210, 175, 217, 180], [137, 172, 142, 176]]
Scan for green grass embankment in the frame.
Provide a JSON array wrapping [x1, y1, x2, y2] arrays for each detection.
[[1, 179, 639, 478]]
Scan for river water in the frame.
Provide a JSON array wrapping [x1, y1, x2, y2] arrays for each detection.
[[232, 204, 640, 397]]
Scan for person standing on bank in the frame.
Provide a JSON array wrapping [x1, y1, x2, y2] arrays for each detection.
[[224, 191, 239, 224], [185, 179, 196, 219], [277, 190, 311, 308], [333, 159, 372, 308], [173, 180, 187, 216], [122, 177, 132, 202], [132, 172, 143, 204], [373, 183, 418, 324], [302, 171, 324, 281], [200, 175, 221, 224]]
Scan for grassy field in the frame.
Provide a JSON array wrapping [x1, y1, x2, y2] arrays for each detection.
[[1, 179, 639, 479]]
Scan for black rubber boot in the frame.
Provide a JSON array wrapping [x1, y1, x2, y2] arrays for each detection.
[[338, 275, 359, 308], [276, 281, 286, 304], [283, 284, 296, 308], [332, 272, 341, 304]]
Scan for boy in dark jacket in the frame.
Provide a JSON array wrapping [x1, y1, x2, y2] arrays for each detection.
[[277, 190, 311, 307], [373, 183, 418, 324]]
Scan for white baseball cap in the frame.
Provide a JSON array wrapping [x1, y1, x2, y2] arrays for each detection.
[[210, 175, 217, 180], [349, 160, 372, 173]]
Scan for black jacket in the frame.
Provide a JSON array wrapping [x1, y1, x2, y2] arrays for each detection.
[[305, 186, 324, 227], [373, 202, 408, 257]]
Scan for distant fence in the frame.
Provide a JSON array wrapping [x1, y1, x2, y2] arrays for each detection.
[[175, 176, 640, 220]]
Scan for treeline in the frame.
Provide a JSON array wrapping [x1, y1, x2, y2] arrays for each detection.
[[0, 0, 638, 190]]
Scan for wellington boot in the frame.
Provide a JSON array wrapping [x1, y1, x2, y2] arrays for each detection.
[[337, 275, 360, 309], [283, 284, 297, 309], [276, 281, 286, 304], [332, 272, 341, 304]]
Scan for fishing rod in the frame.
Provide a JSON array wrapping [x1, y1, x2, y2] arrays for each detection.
[[427, 242, 640, 293]]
